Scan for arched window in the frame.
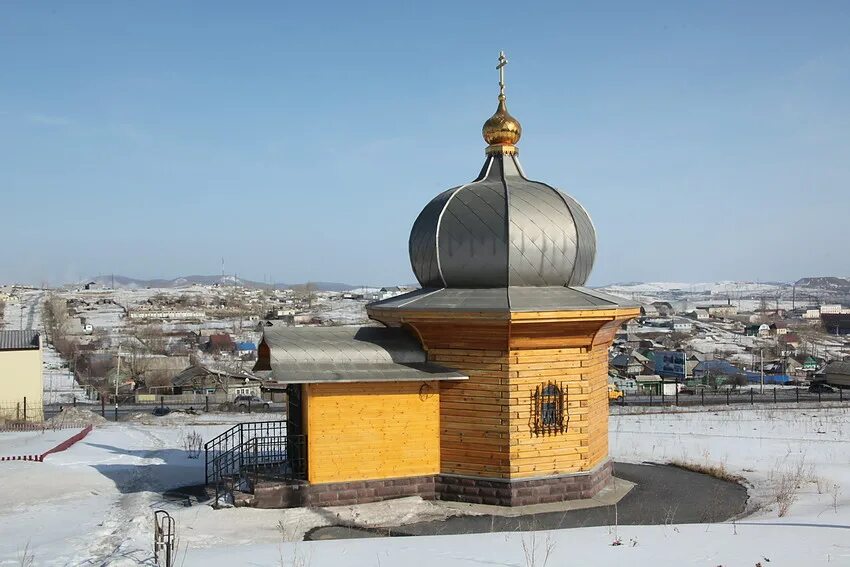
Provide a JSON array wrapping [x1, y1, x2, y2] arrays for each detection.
[[533, 382, 566, 436]]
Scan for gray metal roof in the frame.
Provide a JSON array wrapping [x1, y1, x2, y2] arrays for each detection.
[[0, 330, 40, 351], [368, 286, 637, 313], [826, 361, 850, 376], [260, 325, 467, 384], [409, 153, 596, 288]]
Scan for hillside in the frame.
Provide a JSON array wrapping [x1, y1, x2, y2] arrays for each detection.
[[84, 275, 362, 292]]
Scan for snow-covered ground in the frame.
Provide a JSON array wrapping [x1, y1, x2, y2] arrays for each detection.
[[2, 407, 850, 565], [0, 427, 86, 458], [602, 281, 786, 296]]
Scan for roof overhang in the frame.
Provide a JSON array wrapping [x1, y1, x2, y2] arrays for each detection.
[[259, 325, 467, 385], [367, 286, 639, 315]]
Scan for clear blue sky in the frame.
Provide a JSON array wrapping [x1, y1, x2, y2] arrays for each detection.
[[2, 1, 849, 287]]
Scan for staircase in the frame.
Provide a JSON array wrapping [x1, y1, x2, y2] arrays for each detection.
[[204, 421, 306, 504]]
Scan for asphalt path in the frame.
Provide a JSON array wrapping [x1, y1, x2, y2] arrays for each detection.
[[305, 462, 748, 540]]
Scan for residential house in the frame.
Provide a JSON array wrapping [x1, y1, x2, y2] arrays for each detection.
[[611, 351, 652, 377], [640, 304, 660, 317], [770, 322, 789, 336], [170, 364, 263, 398], [652, 302, 675, 317], [236, 341, 257, 359], [779, 333, 801, 350], [0, 331, 43, 421], [206, 333, 236, 354], [708, 305, 738, 318], [694, 309, 709, 321], [693, 360, 745, 383], [802, 356, 822, 373], [377, 286, 416, 300]]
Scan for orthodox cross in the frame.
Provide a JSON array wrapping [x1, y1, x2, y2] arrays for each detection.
[[497, 51, 508, 97]]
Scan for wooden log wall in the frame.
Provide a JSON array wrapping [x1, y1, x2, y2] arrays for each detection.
[[384, 307, 638, 481]]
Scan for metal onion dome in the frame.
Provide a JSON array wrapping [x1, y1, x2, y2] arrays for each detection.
[[409, 153, 596, 288]]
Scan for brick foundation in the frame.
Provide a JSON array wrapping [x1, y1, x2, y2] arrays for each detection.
[[252, 461, 612, 509], [254, 475, 436, 509], [436, 459, 613, 507]]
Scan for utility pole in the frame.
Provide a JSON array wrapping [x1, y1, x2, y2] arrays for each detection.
[[760, 348, 765, 395], [115, 349, 122, 419]]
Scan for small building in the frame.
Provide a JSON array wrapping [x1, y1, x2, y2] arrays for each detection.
[[779, 332, 801, 349], [377, 286, 416, 300], [236, 341, 257, 359], [206, 333, 236, 354], [652, 302, 675, 317], [802, 356, 822, 373], [0, 331, 43, 421], [694, 309, 709, 321], [693, 359, 745, 383], [210, 60, 639, 510], [611, 350, 653, 377], [671, 320, 693, 333], [757, 324, 771, 338], [128, 309, 206, 321], [171, 364, 263, 397], [636, 374, 662, 395], [803, 309, 821, 320], [708, 305, 738, 318], [771, 322, 789, 336], [640, 304, 659, 317], [824, 362, 850, 388]]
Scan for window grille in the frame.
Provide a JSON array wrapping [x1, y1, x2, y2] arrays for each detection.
[[532, 381, 567, 436]]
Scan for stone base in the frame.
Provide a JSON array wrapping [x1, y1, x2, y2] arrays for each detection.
[[253, 475, 436, 509], [251, 461, 612, 509], [436, 460, 613, 507]]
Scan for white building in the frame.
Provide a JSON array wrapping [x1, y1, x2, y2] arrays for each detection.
[[708, 305, 738, 317], [128, 309, 206, 321], [821, 304, 844, 314], [803, 309, 821, 320], [694, 309, 709, 321], [672, 320, 693, 332]]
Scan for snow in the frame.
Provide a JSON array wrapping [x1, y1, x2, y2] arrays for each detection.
[[2, 407, 850, 565], [0, 428, 85, 458], [602, 281, 786, 295]]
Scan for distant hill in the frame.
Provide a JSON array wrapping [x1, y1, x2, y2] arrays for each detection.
[[796, 276, 850, 293], [84, 275, 363, 292]]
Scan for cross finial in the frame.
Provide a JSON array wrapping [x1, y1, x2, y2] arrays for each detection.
[[497, 51, 508, 98]]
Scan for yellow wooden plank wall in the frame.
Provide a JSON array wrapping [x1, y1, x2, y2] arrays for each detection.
[[429, 348, 512, 478], [304, 381, 441, 484]]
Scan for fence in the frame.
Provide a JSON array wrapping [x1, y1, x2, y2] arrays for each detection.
[[612, 386, 850, 409], [135, 393, 230, 406], [0, 398, 45, 423]]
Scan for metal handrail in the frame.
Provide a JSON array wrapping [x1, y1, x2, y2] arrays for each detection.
[[205, 420, 286, 484], [205, 421, 305, 505]]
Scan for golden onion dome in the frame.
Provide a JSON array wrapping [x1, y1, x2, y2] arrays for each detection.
[[483, 51, 522, 155], [483, 95, 522, 147]]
